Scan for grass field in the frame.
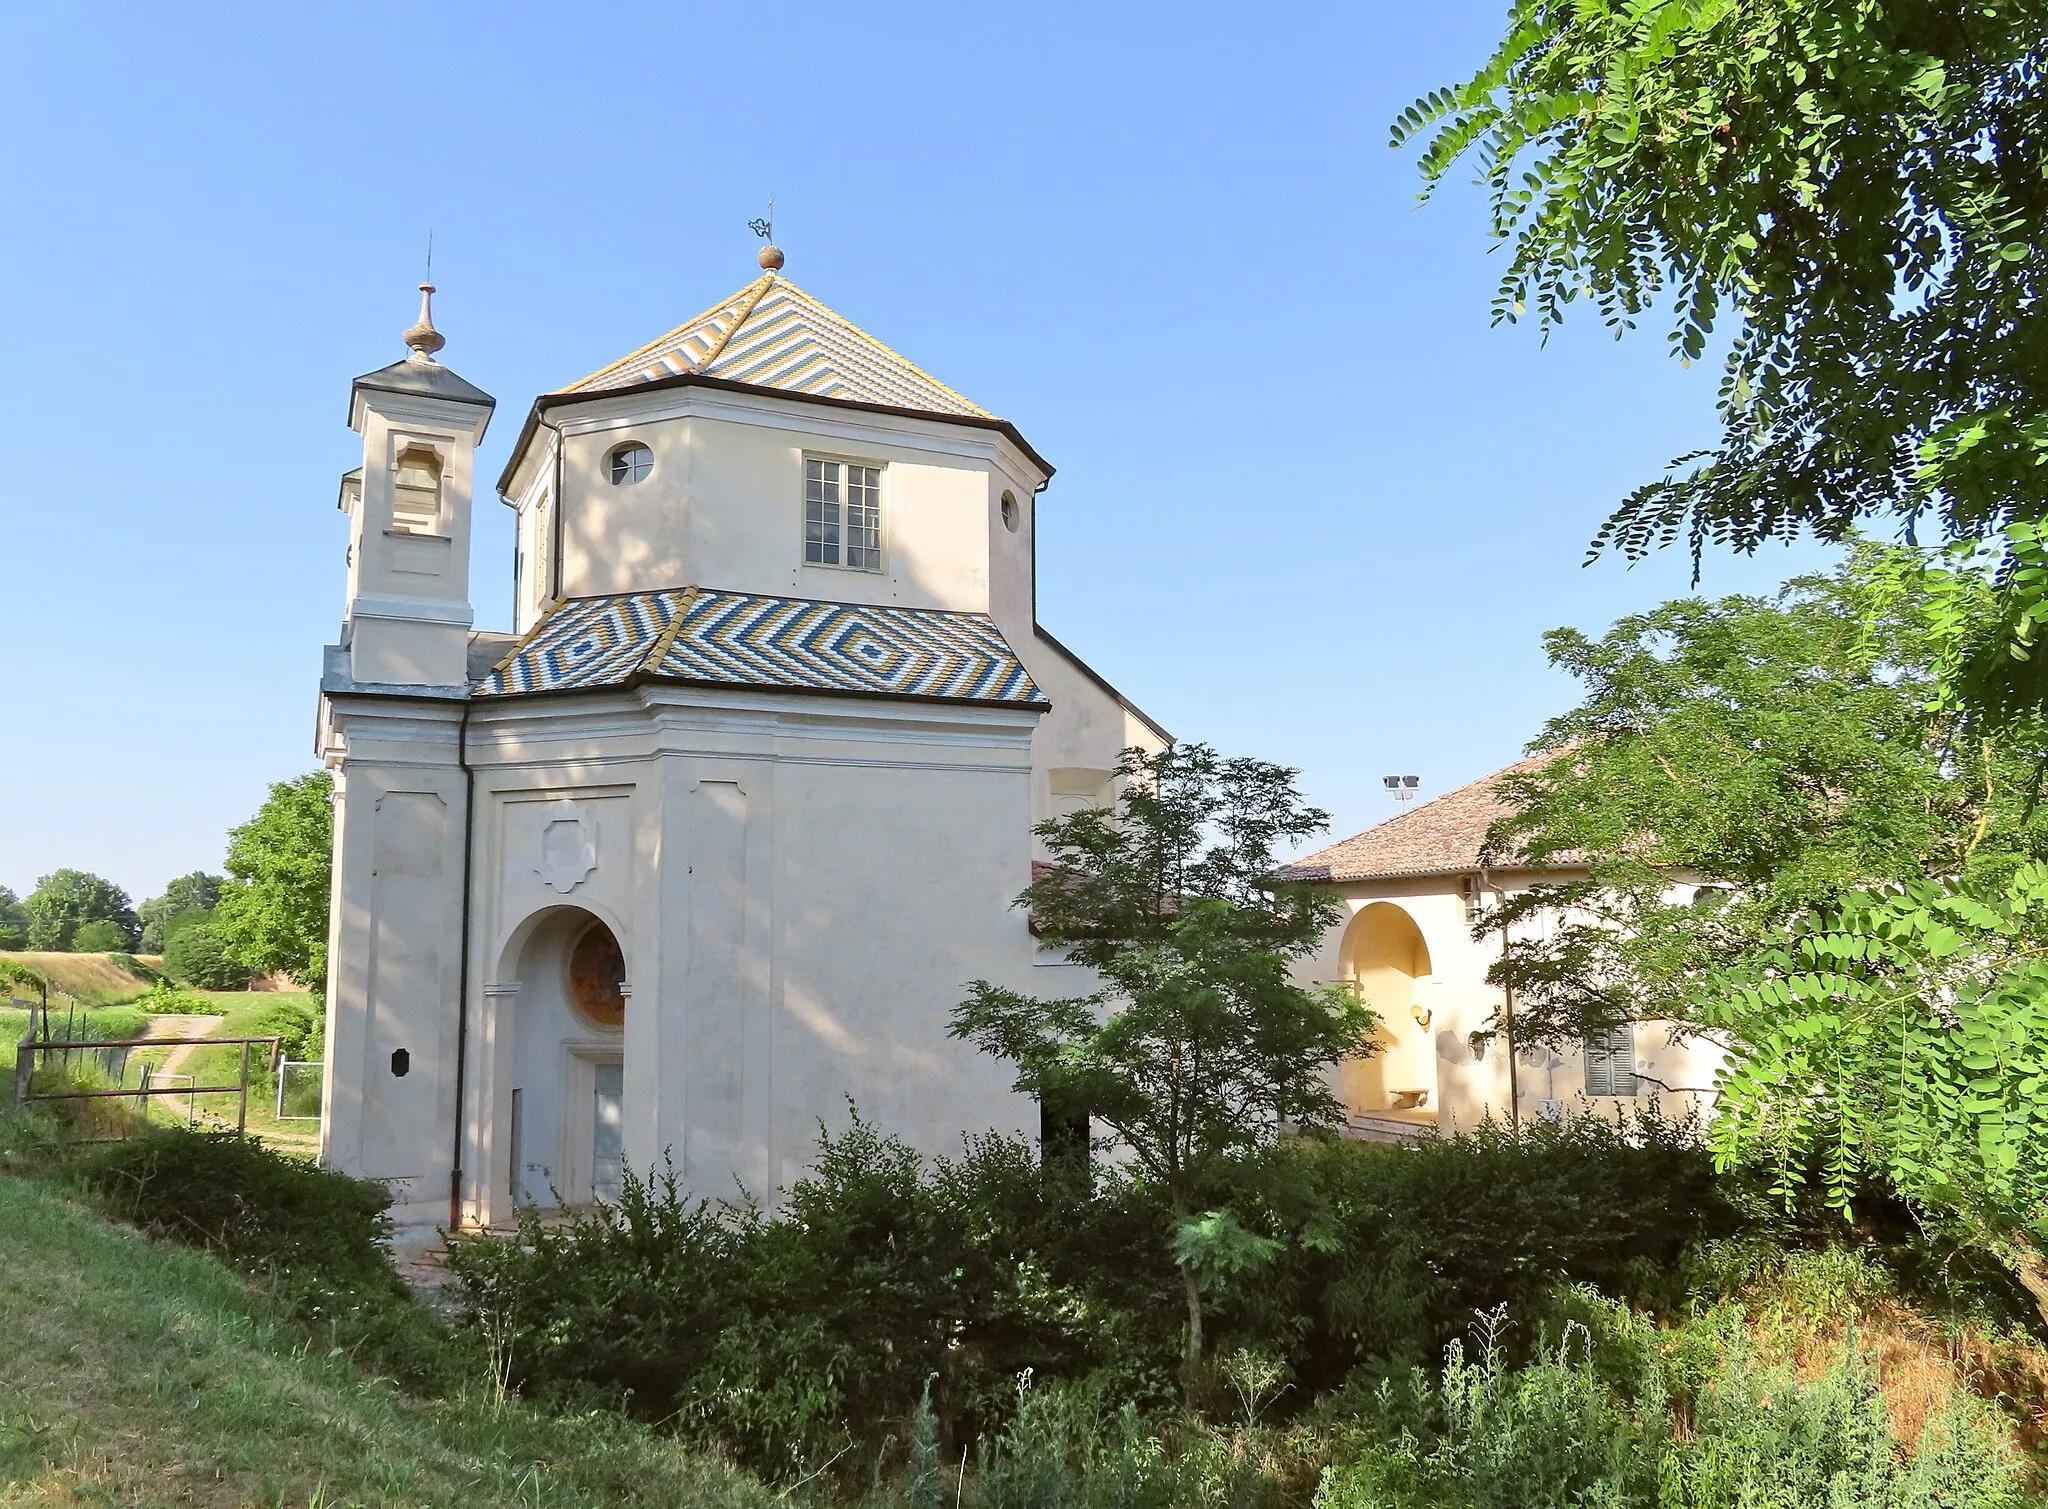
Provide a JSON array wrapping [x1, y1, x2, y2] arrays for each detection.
[[4, 992, 324, 1151], [0, 952, 159, 1007], [0, 1174, 773, 1507]]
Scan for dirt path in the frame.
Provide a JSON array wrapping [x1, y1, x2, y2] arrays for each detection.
[[140, 1013, 227, 1076]]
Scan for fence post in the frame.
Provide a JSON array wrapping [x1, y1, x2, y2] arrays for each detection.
[[13, 1042, 31, 1104], [237, 1041, 251, 1136]]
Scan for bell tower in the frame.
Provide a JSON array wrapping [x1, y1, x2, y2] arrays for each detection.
[[338, 285, 495, 690]]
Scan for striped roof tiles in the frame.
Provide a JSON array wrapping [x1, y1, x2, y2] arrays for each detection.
[[564, 275, 991, 419], [476, 587, 1045, 708]]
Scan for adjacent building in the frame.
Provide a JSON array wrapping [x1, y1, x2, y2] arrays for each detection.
[[1280, 757, 1725, 1138]]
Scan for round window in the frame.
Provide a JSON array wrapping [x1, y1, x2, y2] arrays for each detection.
[[1000, 490, 1019, 532], [567, 919, 626, 1029], [607, 442, 653, 485]]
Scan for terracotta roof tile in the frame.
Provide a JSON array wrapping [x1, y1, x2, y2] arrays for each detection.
[[1277, 752, 1578, 884]]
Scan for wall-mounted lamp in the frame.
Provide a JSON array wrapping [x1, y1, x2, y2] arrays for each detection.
[[1410, 1002, 1433, 1030]]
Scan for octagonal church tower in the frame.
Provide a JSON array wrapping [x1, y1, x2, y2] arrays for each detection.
[[317, 254, 1165, 1230]]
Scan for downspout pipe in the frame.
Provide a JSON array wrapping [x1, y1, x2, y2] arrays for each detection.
[[547, 417, 566, 602], [449, 697, 477, 1232], [1480, 865, 1520, 1128]]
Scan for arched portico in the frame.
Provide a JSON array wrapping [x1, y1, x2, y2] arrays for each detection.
[[493, 904, 627, 1209], [1337, 901, 1438, 1117]]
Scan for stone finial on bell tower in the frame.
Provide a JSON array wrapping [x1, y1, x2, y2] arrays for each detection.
[[335, 285, 496, 692]]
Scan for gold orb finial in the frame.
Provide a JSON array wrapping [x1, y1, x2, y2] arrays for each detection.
[[758, 244, 785, 272], [403, 282, 445, 361]]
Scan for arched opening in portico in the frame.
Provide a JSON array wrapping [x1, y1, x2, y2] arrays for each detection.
[[499, 906, 627, 1209], [1337, 902, 1437, 1118]]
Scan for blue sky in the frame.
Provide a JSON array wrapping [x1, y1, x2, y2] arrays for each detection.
[[0, 2, 1829, 906]]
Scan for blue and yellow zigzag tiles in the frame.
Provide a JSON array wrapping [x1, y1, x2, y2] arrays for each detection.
[[476, 588, 1045, 707]]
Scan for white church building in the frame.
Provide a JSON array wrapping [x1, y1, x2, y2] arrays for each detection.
[[316, 249, 1165, 1230]]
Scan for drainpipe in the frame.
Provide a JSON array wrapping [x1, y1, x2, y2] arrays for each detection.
[[546, 414, 567, 602], [449, 698, 477, 1231], [1481, 865, 1520, 1128]]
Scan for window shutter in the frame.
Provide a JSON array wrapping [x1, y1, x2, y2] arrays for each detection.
[[1583, 1024, 1637, 1097]]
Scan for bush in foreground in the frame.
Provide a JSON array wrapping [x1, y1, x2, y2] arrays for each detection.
[[445, 1109, 1739, 1477]]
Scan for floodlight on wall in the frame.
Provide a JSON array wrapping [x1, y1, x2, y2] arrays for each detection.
[[1382, 774, 1420, 804]]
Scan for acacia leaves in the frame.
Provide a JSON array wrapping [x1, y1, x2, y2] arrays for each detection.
[[1402, 0, 2048, 568], [1701, 865, 2048, 1315]]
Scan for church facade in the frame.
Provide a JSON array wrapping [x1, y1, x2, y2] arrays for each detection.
[[316, 254, 1165, 1230]]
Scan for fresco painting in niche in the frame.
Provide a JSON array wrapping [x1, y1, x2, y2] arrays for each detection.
[[568, 920, 626, 1030]]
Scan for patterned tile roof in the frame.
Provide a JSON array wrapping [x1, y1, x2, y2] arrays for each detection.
[[563, 276, 991, 418], [1276, 752, 1580, 884], [475, 587, 1046, 707]]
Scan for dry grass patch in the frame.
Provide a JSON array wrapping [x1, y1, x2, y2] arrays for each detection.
[[0, 953, 157, 1008]]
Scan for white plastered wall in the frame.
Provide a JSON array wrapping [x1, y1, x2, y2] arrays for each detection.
[[443, 685, 1049, 1229], [1293, 872, 1727, 1132]]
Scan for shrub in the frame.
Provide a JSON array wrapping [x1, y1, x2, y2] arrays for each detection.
[[448, 1112, 1178, 1477], [444, 1109, 1741, 1479], [251, 996, 322, 1062], [140, 978, 215, 1015], [71, 919, 130, 952], [1216, 1108, 1732, 1388], [163, 911, 253, 990]]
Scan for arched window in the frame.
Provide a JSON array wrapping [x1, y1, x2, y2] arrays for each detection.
[[607, 442, 653, 485], [391, 446, 443, 533]]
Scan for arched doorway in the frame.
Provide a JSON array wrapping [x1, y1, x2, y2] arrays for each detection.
[[503, 907, 626, 1208], [1337, 902, 1437, 1117]]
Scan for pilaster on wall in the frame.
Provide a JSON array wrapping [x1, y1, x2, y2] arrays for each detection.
[[320, 697, 468, 1226]]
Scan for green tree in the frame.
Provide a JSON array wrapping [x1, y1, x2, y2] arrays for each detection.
[[23, 870, 139, 952], [138, 872, 224, 953], [0, 886, 28, 950], [1399, 1, 2048, 572], [213, 772, 333, 993], [72, 919, 130, 953], [1485, 549, 2048, 1042], [163, 911, 254, 991], [950, 744, 1373, 1381], [1407, 3, 2048, 1323], [1702, 867, 2048, 1324]]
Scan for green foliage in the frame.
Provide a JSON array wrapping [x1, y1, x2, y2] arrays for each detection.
[[1313, 1304, 2031, 1509], [1700, 862, 2048, 1322], [137, 870, 223, 952], [1483, 549, 2048, 1041], [69, 919, 128, 952], [1399, 0, 2048, 573], [952, 744, 1370, 1375], [448, 1113, 1179, 1477], [23, 869, 138, 952], [162, 909, 254, 989], [251, 995, 323, 1062], [213, 770, 332, 992], [71, 1126, 459, 1389], [1222, 1110, 1731, 1387], [0, 885, 28, 950], [444, 1110, 1734, 1480], [0, 957, 47, 1000], [140, 978, 212, 1015]]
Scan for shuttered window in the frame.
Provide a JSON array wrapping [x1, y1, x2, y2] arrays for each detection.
[[1583, 1024, 1638, 1097]]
